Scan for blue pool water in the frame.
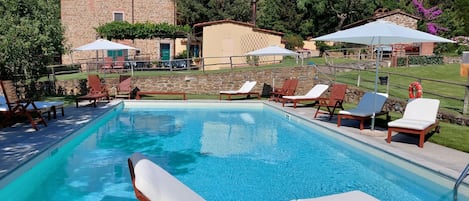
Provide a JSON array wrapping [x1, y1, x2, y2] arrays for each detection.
[[0, 102, 464, 200]]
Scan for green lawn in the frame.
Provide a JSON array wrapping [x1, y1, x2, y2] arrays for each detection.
[[46, 59, 469, 152], [335, 63, 466, 115]]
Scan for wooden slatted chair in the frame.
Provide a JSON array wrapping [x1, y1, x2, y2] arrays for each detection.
[[75, 74, 110, 107], [314, 83, 347, 120], [115, 75, 132, 99], [0, 80, 47, 130], [271, 78, 299, 102]]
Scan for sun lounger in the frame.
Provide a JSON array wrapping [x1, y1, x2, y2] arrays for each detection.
[[0, 80, 47, 130], [27, 101, 64, 120], [387, 98, 440, 148], [128, 153, 205, 201], [282, 84, 329, 108], [291, 190, 379, 201], [219, 81, 260, 100], [313, 83, 347, 120], [337, 92, 389, 130]]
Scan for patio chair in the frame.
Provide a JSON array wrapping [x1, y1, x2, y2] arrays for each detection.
[[271, 78, 299, 102], [281, 84, 329, 108], [128, 153, 205, 201], [113, 56, 126, 71], [387, 98, 440, 148], [0, 80, 47, 130], [115, 75, 132, 99], [219, 81, 260, 100], [337, 92, 389, 130], [75, 74, 110, 107], [291, 190, 379, 201], [101, 57, 113, 73], [313, 83, 347, 120]]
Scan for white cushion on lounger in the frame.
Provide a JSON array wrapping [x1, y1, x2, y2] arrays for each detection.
[[220, 81, 257, 94], [291, 190, 380, 201], [134, 156, 205, 201], [283, 84, 329, 100], [387, 98, 439, 130]]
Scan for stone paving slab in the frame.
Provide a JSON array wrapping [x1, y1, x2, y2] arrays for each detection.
[[0, 100, 120, 182]]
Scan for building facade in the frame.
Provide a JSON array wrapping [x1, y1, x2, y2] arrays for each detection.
[[61, 0, 176, 65], [193, 20, 284, 70]]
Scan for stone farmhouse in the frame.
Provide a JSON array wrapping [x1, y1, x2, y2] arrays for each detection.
[[60, 0, 176, 66]]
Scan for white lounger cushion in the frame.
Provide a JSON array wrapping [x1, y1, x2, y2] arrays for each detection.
[[339, 92, 388, 116], [27, 101, 64, 110], [0, 95, 63, 112], [132, 153, 205, 201], [292, 190, 380, 201], [220, 81, 257, 94], [283, 84, 329, 100], [388, 98, 439, 130]]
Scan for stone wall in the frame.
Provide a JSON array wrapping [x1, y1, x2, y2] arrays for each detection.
[[60, 0, 175, 64], [55, 66, 469, 126]]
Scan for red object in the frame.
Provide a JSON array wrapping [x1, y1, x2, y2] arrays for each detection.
[[408, 81, 423, 98]]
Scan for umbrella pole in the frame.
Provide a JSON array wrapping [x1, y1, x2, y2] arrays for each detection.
[[371, 44, 382, 130]]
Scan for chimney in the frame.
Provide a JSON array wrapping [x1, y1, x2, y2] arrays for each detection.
[[251, 0, 257, 26]]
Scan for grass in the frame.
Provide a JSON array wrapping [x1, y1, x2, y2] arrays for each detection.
[[45, 58, 469, 152], [336, 63, 466, 115]]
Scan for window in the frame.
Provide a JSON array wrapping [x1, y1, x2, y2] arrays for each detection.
[[113, 12, 124, 21]]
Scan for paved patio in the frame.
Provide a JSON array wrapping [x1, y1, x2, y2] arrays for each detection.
[[0, 99, 468, 190]]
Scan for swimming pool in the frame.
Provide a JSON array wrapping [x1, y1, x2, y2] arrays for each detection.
[[0, 102, 467, 200]]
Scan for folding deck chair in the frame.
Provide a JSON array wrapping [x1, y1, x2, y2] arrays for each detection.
[[0, 80, 47, 130], [75, 74, 110, 107], [271, 78, 298, 102], [313, 83, 347, 120]]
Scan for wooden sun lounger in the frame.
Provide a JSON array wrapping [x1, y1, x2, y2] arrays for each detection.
[[76, 93, 110, 107], [136, 91, 187, 100]]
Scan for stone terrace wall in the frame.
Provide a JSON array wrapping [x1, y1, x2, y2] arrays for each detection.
[[55, 66, 468, 126]]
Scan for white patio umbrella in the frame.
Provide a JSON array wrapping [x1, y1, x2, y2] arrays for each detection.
[[74, 39, 137, 51], [245, 45, 301, 65], [246, 45, 302, 91], [245, 45, 299, 56], [314, 20, 454, 130], [74, 39, 137, 75]]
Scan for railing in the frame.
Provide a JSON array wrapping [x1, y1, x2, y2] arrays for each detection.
[[73, 54, 301, 73], [454, 163, 469, 201]]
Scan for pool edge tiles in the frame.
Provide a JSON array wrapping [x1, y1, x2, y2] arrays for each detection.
[[0, 103, 124, 191], [123, 100, 265, 109], [263, 103, 469, 199]]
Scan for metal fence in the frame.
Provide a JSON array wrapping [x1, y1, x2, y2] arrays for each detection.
[[313, 63, 469, 115]]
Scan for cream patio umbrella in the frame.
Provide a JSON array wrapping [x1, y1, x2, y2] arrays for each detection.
[[74, 39, 137, 75], [314, 20, 454, 130]]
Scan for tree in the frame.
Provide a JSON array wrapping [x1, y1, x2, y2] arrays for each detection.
[[176, 0, 211, 26], [256, 0, 304, 35], [0, 0, 64, 86], [454, 0, 469, 35], [176, 0, 252, 26]]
